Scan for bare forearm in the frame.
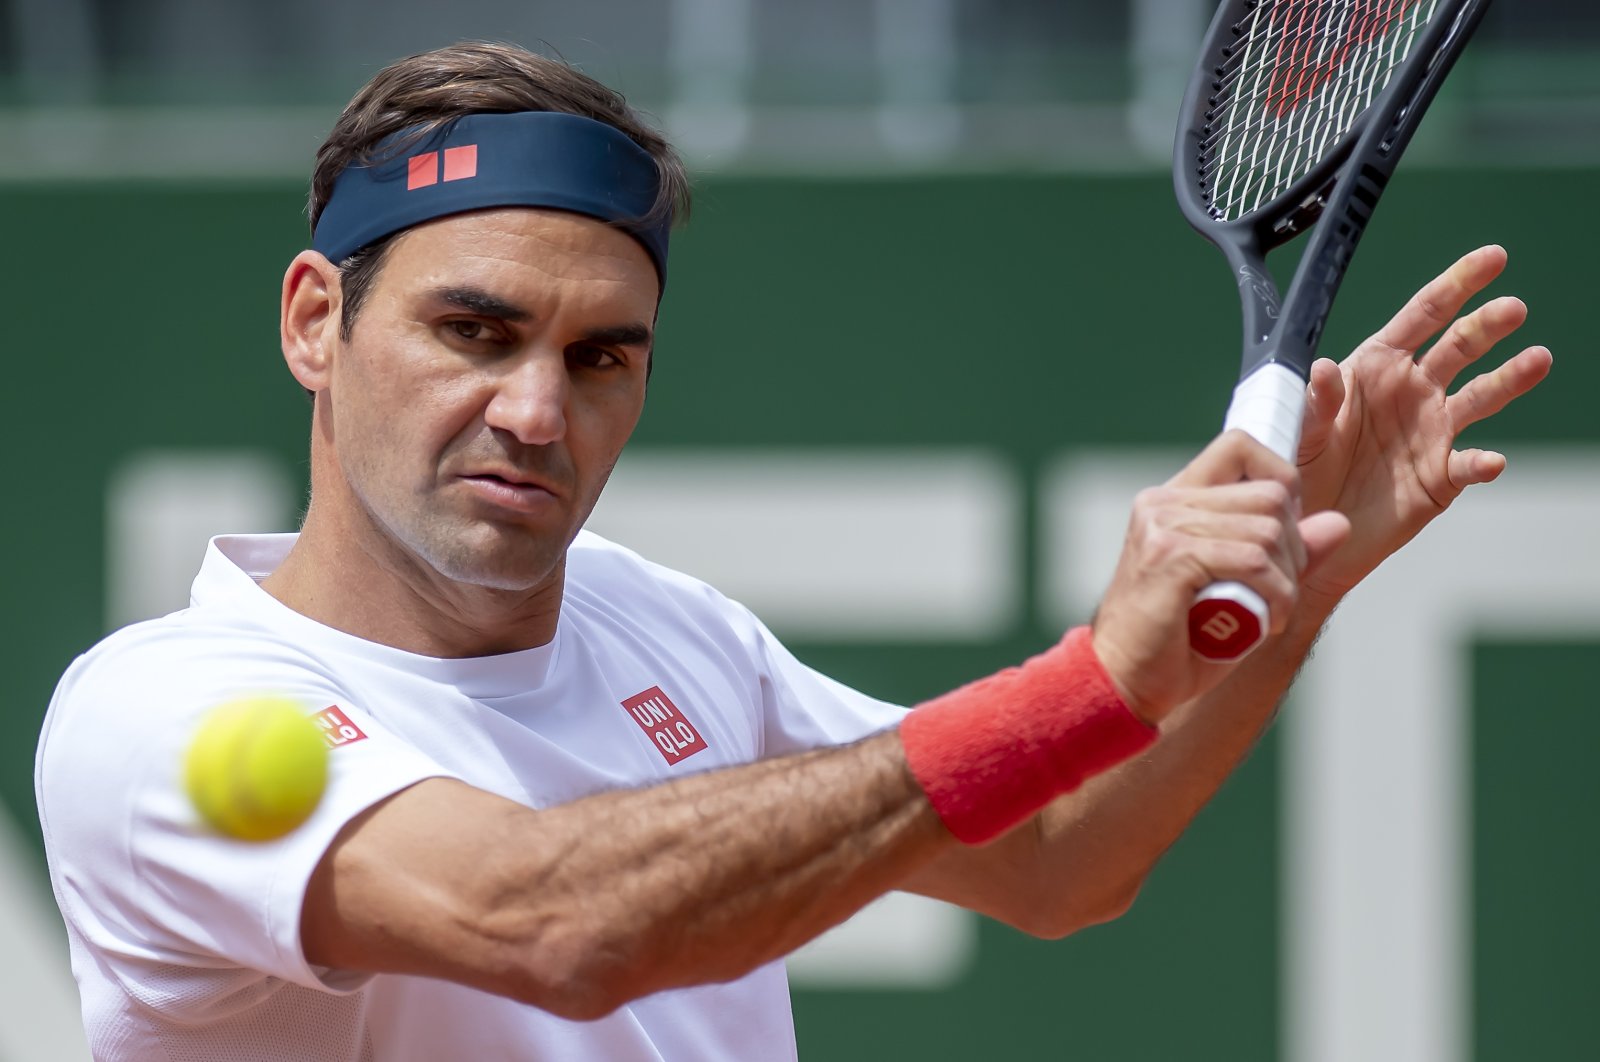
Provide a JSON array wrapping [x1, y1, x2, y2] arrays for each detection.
[[524, 730, 947, 1004], [308, 730, 951, 1017]]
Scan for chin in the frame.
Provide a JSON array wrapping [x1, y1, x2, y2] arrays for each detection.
[[417, 531, 566, 592]]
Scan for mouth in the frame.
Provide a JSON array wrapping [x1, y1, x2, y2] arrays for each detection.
[[458, 472, 561, 514]]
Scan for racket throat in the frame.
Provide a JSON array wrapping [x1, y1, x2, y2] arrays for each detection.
[[1268, 175, 1338, 243], [1223, 362, 1306, 463]]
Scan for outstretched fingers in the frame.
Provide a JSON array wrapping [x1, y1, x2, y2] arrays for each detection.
[[1444, 344, 1553, 431], [1417, 295, 1528, 389], [1372, 245, 1507, 355]]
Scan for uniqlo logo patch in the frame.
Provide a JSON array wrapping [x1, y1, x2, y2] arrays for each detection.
[[314, 705, 368, 749], [406, 145, 479, 189], [621, 686, 708, 765]]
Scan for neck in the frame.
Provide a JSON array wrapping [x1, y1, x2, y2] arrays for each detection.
[[262, 494, 565, 659]]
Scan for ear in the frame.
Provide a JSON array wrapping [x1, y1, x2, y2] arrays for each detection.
[[281, 250, 342, 392]]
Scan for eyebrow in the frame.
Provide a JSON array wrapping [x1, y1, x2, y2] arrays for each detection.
[[427, 286, 652, 349], [582, 323, 654, 350], [430, 286, 532, 322]]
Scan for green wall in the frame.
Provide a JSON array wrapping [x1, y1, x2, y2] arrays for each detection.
[[2, 169, 1594, 1059]]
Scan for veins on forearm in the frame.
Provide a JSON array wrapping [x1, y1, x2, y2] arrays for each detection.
[[503, 730, 947, 1004]]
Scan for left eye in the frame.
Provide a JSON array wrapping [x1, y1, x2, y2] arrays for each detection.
[[571, 346, 618, 368]]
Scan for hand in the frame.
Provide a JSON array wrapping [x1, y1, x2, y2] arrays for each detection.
[[1092, 432, 1350, 725], [1294, 246, 1552, 602]]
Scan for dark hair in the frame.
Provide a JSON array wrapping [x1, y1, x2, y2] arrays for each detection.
[[309, 41, 691, 340]]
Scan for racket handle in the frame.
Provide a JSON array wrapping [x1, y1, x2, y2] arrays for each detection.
[[1221, 361, 1305, 464], [1190, 363, 1308, 661]]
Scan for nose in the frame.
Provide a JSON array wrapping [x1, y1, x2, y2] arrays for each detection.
[[483, 352, 568, 446]]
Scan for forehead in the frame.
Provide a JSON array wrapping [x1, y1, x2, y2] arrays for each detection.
[[377, 207, 661, 310]]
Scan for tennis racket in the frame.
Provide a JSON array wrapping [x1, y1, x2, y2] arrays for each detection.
[[1177, 0, 1494, 661]]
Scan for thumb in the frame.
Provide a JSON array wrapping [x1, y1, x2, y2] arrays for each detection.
[[1171, 428, 1296, 490], [1297, 510, 1352, 576], [1297, 358, 1344, 464]]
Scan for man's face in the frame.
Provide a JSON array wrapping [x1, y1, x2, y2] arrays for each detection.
[[323, 207, 658, 591]]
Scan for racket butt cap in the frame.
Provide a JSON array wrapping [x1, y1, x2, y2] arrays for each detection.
[[1189, 590, 1265, 661]]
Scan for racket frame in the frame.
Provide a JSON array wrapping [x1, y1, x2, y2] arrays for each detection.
[[1173, 0, 1496, 659], [1177, 0, 1494, 388]]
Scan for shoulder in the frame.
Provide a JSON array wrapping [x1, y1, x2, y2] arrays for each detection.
[[561, 530, 780, 673], [55, 606, 332, 707], [566, 529, 752, 622], [40, 609, 348, 796]]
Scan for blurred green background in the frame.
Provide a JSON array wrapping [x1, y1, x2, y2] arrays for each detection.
[[3, 167, 1595, 1059], [3, 0, 1598, 1058]]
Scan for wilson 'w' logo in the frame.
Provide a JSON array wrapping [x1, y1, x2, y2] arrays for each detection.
[[1200, 610, 1242, 643]]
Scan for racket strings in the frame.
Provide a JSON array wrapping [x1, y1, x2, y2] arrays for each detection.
[[1198, 0, 1439, 222]]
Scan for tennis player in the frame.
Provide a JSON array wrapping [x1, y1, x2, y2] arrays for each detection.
[[35, 42, 1550, 1061]]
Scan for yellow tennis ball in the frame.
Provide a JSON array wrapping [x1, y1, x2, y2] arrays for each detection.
[[184, 696, 329, 842]]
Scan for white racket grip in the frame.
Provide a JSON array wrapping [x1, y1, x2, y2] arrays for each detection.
[[1191, 363, 1309, 661], [1222, 361, 1307, 462]]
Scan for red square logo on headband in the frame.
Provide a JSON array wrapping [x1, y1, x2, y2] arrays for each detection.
[[407, 146, 478, 190], [407, 152, 438, 190], [443, 145, 478, 182]]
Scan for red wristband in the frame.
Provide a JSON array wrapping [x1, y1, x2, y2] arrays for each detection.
[[899, 626, 1157, 845]]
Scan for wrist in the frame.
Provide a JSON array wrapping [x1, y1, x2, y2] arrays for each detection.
[[1086, 625, 1159, 727], [899, 627, 1158, 845], [1295, 581, 1346, 626]]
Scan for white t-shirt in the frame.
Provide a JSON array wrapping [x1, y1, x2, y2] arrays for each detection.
[[36, 532, 907, 1061]]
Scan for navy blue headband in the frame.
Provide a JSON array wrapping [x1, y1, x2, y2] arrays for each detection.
[[312, 111, 671, 287]]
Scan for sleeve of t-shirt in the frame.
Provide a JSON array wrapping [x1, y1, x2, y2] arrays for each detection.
[[36, 624, 461, 1011], [721, 602, 910, 758]]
